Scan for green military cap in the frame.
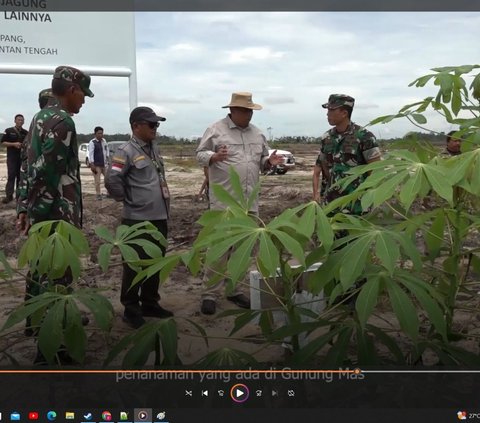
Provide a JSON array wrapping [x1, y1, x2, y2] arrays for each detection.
[[38, 88, 53, 101], [53, 65, 94, 98], [322, 94, 355, 109]]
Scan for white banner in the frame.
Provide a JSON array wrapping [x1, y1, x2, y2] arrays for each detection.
[[0, 11, 135, 71]]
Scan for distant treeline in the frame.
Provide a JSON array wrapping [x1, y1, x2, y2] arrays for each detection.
[[76, 131, 448, 145], [0, 131, 449, 150]]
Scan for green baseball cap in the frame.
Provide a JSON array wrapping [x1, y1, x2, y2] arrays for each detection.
[[322, 94, 355, 109], [53, 65, 94, 98]]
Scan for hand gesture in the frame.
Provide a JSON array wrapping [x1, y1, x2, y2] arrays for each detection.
[[268, 150, 284, 166]]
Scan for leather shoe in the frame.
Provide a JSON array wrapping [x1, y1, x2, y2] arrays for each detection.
[[142, 305, 173, 318], [201, 299, 216, 315], [227, 294, 250, 309], [123, 313, 146, 329], [1, 195, 13, 204]]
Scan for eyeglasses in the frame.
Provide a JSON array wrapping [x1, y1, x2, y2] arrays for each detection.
[[138, 121, 160, 129]]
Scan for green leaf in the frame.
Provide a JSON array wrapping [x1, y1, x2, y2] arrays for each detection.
[[75, 292, 114, 331], [367, 324, 406, 364], [37, 299, 64, 364], [385, 279, 419, 341], [315, 205, 334, 252], [270, 230, 305, 266], [159, 318, 178, 365], [338, 235, 373, 290], [356, 325, 376, 364], [355, 277, 381, 328], [94, 225, 114, 242], [229, 310, 261, 337], [118, 244, 140, 263], [258, 231, 280, 277], [375, 232, 399, 275], [228, 165, 247, 205], [227, 234, 258, 285], [211, 183, 244, 210], [424, 209, 445, 260], [323, 326, 353, 367], [399, 169, 424, 211], [97, 244, 113, 273], [289, 326, 343, 365], [63, 300, 87, 363], [184, 318, 209, 348], [411, 113, 427, 124], [398, 276, 447, 341]]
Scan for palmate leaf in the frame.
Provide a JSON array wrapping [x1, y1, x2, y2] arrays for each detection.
[[366, 324, 406, 364], [355, 276, 382, 328], [63, 300, 87, 364], [132, 254, 181, 287], [97, 244, 114, 273], [399, 168, 425, 211], [258, 231, 280, 278], [424, 209, 445, 260], [75, 291, 114, 332], [270, 229, 305, 266], [323, 326, 354, 368], [104, 319, 179, 367], [37, 299, 64, 363], [211, 182, 245, 210], [338, 234, 373, 290], [227, 234, 258, 285], [374, 232, 399, 276], [423, 164, 453, 204], [397, 274, 447, 342], [385, 279, 419, 341]]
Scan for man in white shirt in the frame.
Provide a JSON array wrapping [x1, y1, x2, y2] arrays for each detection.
[[88, 126, 109, 200]]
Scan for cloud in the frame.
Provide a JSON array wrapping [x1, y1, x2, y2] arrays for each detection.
[[225, 47, 285, 64], [264, 96, 295, 105]]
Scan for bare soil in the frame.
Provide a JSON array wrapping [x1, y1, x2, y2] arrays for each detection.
[[0, 146, 319, 366]]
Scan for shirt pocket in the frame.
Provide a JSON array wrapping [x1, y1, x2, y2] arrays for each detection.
[[249, 144, 263, 161]]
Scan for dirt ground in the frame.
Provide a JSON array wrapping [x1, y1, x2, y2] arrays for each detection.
[[0, 147, 319, 366]]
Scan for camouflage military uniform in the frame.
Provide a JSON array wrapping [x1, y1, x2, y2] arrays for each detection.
[[17, 89, 56, 217], [316, 122, 380, 215], [25, 106, 82, 226]]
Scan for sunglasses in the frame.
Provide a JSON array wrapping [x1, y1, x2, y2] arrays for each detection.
[[138, 121, 160, 129]]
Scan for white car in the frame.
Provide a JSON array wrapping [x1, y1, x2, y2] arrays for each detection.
[[78, 143, 89, 167], [268, 149, 295, 175], [78, 140, 126, 167]]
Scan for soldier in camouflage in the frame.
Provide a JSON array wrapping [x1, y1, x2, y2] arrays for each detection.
[[16, 88, 56, 233], [18, 67, 93, 345], [23, 66, 93, 230], [312, 94, 381, 215]]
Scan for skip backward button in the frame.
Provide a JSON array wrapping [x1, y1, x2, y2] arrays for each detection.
[[230, 383, 250, 403]]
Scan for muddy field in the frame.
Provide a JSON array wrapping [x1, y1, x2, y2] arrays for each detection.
[[0, 145, 320, 366]]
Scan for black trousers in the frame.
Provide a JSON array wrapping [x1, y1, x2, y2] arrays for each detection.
[[6, 153, 21, 197], [120, 218, 168, 315]]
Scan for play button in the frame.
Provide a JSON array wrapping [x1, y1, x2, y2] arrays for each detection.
[[230, 383, 250, 403]]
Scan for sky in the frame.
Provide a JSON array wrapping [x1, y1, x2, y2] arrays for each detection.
[[0, 11, 479, 140]]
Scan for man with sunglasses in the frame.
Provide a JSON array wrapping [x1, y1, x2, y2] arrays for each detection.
[[106, 106, 173, 329]]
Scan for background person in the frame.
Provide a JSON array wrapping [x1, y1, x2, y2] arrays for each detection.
[[443, 130, 462, 156], [88, 126, 110, 200], [105, 106, 173, 329], [196, 91, 283, 315], [1, 114, 28, 204]]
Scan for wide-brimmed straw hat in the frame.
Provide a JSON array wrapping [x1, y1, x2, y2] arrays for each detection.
[[222, 92, 262, 110]]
